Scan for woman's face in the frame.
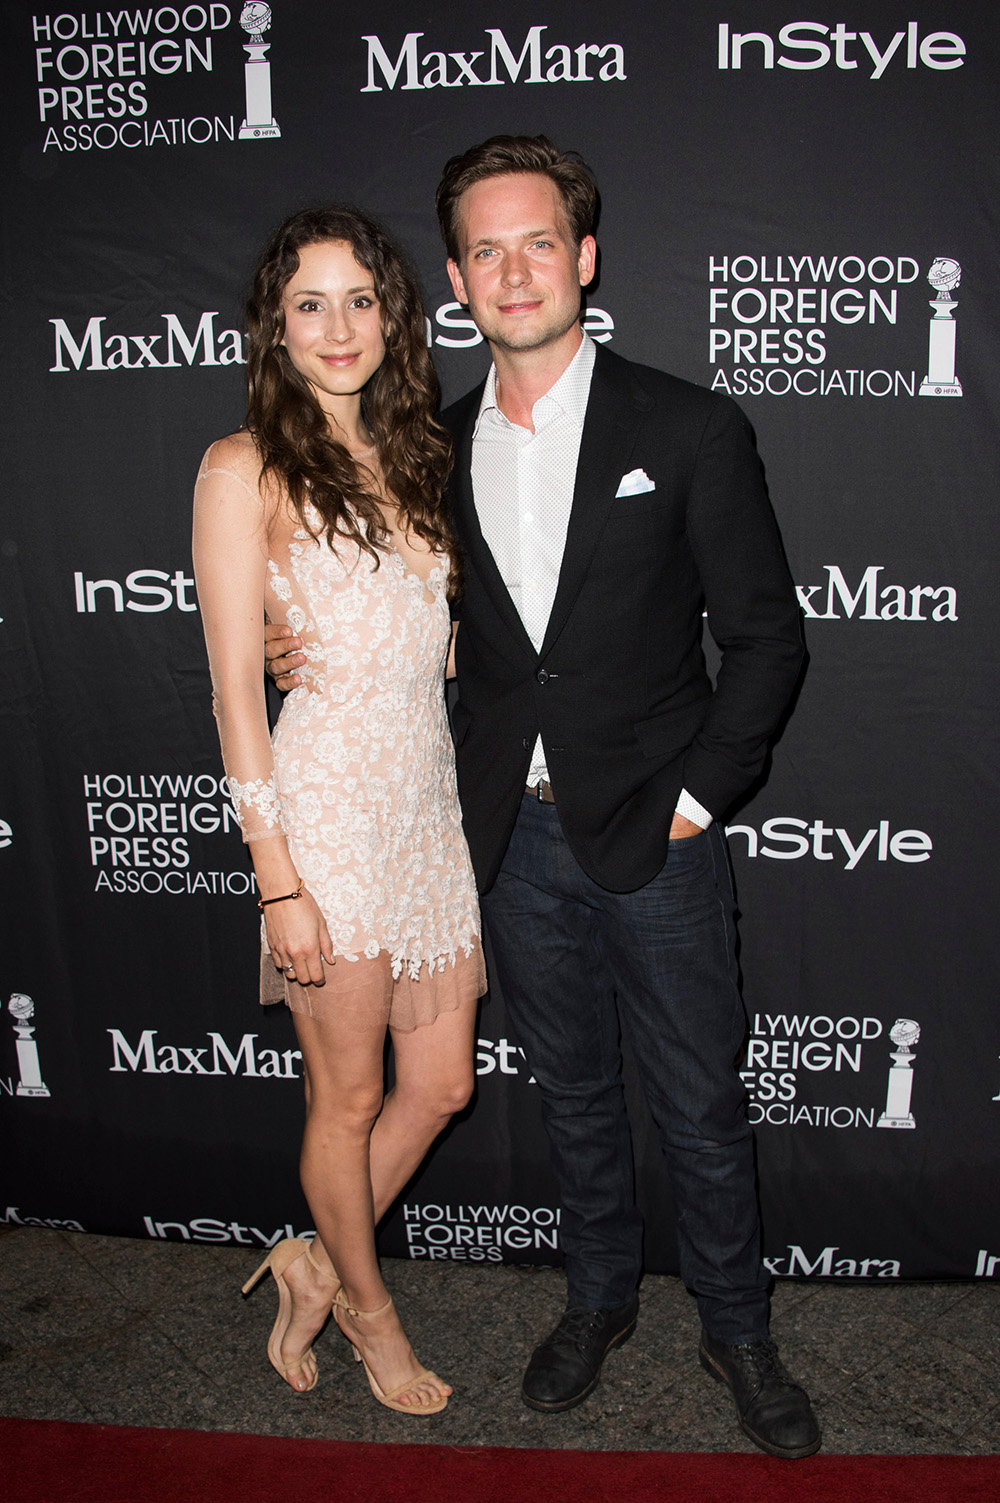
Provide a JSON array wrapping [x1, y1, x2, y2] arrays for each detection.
[[280, 240, 386, 414]]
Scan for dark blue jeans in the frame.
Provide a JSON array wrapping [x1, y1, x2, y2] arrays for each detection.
[[481, 795, 770, 1344]]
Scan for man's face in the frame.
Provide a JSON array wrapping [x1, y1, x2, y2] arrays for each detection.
[[446, 173, 596, 356]]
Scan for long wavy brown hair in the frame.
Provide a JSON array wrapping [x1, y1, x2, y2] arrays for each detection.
[[245, 206, 459, 595]]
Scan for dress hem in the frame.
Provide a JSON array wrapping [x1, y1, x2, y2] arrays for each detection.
[[259, 935, 487, 1031]]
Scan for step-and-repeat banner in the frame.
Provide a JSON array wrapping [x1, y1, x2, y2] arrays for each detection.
[[3, 2, 998, 1286]]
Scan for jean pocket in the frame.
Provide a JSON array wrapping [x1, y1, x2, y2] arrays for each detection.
[[667, 827, 709, 856]]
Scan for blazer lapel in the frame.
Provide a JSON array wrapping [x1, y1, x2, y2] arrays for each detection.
[[539, 346, 651, 659]]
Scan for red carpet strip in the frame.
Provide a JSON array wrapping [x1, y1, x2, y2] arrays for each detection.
[[0, 1418, 996, 1501]]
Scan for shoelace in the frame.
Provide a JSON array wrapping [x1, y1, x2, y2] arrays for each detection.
[[552, 1307, 607, 1351], [729, 1339, 794, 1390]]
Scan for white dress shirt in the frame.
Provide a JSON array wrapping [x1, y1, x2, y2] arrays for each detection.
[[470, 332, 711, 830]]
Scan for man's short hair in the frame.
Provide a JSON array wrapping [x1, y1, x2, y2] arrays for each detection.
[[436, 134, 598, 262]]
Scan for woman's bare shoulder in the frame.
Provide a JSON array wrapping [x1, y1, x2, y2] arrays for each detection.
[[197, 431, 293, 530], [201, 428, 258, 472], [196, 430, 269, 500]]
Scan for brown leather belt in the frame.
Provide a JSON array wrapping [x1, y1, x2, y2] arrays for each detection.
[[526, 780, 556, 804]]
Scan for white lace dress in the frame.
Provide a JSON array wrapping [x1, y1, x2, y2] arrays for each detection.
[[194, 438, 485, 1030]]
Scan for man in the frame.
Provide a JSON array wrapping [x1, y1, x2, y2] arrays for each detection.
[[268, 136, 817, 1458]]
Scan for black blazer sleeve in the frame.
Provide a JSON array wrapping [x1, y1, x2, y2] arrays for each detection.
[[679, 394, 804, 818]]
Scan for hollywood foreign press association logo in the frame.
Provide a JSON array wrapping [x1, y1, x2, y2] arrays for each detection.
[[239, 2, 280, 140], [706, 249, 966, 400], [8, 994, 50, 1099], [36, 5, 284, 155]]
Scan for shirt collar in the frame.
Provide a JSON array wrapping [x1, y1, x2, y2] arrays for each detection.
[[474, 329, 596, 436]]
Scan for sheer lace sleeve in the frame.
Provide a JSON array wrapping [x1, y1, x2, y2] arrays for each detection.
[[192, 435, 284, 845]]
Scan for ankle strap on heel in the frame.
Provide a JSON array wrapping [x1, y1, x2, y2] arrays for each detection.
[[335, 1291, 394, 1320]]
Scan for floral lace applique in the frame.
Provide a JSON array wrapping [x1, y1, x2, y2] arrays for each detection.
[[267, 559, 293, 602], [226, 774, 282, 843]]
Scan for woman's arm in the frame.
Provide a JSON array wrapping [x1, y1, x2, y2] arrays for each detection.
[[193, 437, 333, 983], [446, 620, 459, 681]]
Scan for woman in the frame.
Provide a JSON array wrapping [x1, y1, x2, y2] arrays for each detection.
[[192, 207, 485, 1415]]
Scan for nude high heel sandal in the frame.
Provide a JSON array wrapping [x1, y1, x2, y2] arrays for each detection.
[[333, 1291, 449, 1415], [241, 1237, 340, 1393]]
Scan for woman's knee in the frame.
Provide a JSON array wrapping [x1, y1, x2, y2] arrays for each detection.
[[307, 1079, 384, 1133], [439, 1072, 474, 1117], [397, 1068, 473, 1120]]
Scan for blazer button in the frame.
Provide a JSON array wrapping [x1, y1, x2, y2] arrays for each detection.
[[536, 669, 549, 684], [522, 737, 531, 749]]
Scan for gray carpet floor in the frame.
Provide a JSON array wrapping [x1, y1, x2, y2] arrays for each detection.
[[1, 1226, 998, 1455]]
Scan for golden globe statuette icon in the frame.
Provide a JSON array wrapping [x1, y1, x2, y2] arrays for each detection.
[[919, 259, 962, 397], [877, 1018, 920, 1129], [8, 993, 50, 1099], [239, 2, 281, 141]]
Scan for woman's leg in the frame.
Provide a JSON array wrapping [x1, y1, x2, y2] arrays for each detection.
[[369, 994, 477, 1218], [283, 993, 476, 1405], [330, 997, 477, 1403], [274, 1006, 385, 1391]]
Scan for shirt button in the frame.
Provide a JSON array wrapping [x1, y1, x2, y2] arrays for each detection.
[[537, 669, 549, 684], [523, 512, 533, 524]]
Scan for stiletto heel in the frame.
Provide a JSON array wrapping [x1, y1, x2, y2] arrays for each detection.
[[333, 1290, 449, 1415], [240, 1236, 339, 1394], [241, 1253, 274, 1297]]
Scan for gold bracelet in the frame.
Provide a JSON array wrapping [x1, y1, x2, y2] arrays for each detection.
[[257, 877, 304, 910]]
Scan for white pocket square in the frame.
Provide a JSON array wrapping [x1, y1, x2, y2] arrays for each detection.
[[615, 468, 656, 497]]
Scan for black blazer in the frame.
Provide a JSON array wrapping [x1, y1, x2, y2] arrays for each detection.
[[443, 343, 804, 895]]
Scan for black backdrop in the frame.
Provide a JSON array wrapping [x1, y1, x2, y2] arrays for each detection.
[[3, 1, 999, 1286]]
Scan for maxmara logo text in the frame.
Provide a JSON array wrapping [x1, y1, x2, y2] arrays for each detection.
[[109, 1027, 302, 1076], [50, 310, 243, 370], [796, 565, 956, 623], [764, 1243, 900, 1278], [3, 1206, 84, 1232], [717, 22, 965, 77], [360, 25, 625, 92]]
